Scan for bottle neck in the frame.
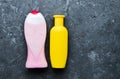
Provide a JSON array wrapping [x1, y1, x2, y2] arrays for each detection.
[[54, 17, 64, 26]]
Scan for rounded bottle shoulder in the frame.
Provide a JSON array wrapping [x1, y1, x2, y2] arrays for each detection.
[[50, 26, 68, 32]]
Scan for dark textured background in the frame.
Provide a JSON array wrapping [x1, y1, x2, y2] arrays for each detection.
[[0, 0, 120, 79]]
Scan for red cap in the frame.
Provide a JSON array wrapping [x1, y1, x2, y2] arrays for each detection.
[[30, 10, 39, 14]]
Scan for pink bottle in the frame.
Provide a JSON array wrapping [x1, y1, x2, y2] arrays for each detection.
[[24, 10, 48, 68]]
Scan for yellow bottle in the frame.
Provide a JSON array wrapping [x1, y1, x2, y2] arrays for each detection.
[[50, 15, 68, 68]]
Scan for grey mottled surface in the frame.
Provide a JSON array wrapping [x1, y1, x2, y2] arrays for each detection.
[[0, 0, 120, 79]]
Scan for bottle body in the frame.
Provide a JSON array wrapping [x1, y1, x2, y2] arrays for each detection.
[[24, 10, 48, 68], [50, 15, 68, 68]]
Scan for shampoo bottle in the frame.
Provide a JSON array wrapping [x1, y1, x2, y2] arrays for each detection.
[[50, 15, 68, 68], [24, 10, 48, 68]]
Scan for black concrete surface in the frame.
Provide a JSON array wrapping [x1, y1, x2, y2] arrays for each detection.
[[0, 0, 120, 79]]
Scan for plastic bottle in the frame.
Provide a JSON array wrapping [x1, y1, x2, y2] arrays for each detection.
[[24, 10, 48, 68], [50, 15, 68, 68]]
